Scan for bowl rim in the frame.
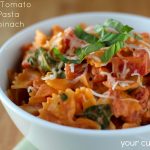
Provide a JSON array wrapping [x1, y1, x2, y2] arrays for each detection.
[[1, 12, 150, 136]]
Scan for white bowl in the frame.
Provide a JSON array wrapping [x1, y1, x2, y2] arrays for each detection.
[[1, 12, 150, 150]]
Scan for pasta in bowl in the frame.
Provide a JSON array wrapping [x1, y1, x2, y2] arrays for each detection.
[[1, 13, 150, 150], [7, 18, 150, 130]]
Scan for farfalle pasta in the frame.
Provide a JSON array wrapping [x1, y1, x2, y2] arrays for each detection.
[[8, 19, 150, 130]]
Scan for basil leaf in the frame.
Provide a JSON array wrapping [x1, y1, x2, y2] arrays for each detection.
[[44, 52, 57, 65], [37, 48, 57, 72], [39, 54, 51, 72], [95, 24, 105, 34], [29, 48, 57, 72], [53, 42, 104, 64], [75, 42, 104, 61], [103, 19, 133, 33], [95, 19, 133, 35], [100, 32, 129, 46], [52, 47, 80, 64], [53, 48, 68, 63], [94, 19, 133, 63], [27, 57, 37, 67], [38, 48, 56, 65], [121, 25, 133, 33], [55, 62, 66, 79], [83, 104, 112, 129], [53, 19, 134, 64], [74, 25, 98, 43], [100, 41, 124, 63]]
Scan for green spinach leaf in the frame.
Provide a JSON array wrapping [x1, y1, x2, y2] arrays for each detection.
[[83, 104, 112, 129]]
